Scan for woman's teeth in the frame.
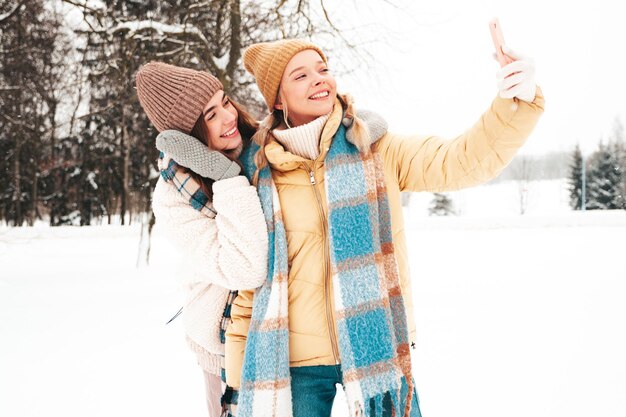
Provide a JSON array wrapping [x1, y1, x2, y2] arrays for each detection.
[[309, 91, 329, 100], [221, 126, 237, 137]]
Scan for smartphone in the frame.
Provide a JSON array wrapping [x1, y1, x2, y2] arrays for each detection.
[[489, 18, 514, 67]]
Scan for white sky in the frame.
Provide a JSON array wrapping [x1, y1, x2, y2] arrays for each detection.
[[327, 0, 626, 156]]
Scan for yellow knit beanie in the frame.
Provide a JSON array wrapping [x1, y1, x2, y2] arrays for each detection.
[[243, 39, 327, 112]]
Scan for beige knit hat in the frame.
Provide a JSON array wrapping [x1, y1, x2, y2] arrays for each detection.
[[243, 39, 327, 111], [135, 62, 223, 133]]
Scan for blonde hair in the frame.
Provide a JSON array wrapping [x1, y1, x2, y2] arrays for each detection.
[[277, 90, 293, 129], [251, 93, 371, 186], [338, 93, 371, 152]]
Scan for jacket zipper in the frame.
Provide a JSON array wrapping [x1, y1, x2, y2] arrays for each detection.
[[302, 162, 340, 364]]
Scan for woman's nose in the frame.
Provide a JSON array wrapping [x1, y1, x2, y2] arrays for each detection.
[[312, 74, 325, 86], [220, 107, 236, 124]]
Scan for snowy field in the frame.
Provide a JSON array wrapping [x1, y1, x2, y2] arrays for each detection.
[[1, 182, 625, 417]]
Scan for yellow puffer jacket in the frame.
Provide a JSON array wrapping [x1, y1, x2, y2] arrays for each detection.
[[225, 88, 545, 388]]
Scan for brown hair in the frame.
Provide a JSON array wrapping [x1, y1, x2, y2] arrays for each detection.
[[181, 99, 259, 201], [250, 92, 370, 186]]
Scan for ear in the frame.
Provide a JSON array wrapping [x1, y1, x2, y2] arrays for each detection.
[[274, 91, 283, 110]]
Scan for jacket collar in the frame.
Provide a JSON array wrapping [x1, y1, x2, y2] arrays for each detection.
[[265, 98, 343, 172]]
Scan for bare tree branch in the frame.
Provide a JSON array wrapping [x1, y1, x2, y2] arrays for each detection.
[[379, 0, 402, 10], [0, 0, 27, 24], [1, 113, 36, 132], [318, 0, 356, 50], [106, 19, 222, 73], [60, 0, 105, 16], [275, 0, 288, 11], [155, 46, 186, 57], [319, 0, 340, 34]]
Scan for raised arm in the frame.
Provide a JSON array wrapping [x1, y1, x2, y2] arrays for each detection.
[[374, 87, 545, 192]]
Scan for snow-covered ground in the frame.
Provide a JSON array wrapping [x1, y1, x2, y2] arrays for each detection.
[[1, 182, 625, 417]]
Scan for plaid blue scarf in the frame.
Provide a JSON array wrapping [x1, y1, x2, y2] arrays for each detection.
[[238, 123, 418, 417], [158, 152, 217, 218]]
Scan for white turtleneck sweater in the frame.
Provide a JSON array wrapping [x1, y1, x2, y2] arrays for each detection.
[[272, 114, 330, 160]]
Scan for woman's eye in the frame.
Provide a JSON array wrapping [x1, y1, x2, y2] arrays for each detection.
[[321, 68, 330, 73], [206, 113, 215, 121], [295, 74, 305, 80], [223, 98, 231, 106]]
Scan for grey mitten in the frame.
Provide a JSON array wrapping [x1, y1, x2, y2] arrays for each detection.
[[155, 130, 240, 181], [343, 109, 388, 146]]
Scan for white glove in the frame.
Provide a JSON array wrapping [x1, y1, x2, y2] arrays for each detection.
[[496, 45, 537, 103]]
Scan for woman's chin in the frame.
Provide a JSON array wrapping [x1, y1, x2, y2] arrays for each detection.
[[305, 107, 333, 119], [226, 135, 243, 149], [314, 102, 334, 116]]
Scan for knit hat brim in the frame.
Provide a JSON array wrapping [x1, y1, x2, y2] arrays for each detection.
[[136, 62, 223, 133], [243, 39, 327, 112]]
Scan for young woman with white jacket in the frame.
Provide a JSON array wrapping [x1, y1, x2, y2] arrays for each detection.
[[135, 62, 269, 417]]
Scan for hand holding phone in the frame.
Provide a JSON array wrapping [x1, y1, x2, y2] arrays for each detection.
[[489, 18, 514, 67]]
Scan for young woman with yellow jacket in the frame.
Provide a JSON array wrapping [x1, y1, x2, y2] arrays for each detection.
[[225, 39, 544, 417]]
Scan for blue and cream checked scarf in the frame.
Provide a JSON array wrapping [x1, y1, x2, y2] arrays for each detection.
[[238, 123, 417, 417], [158, 152, 218, 218]]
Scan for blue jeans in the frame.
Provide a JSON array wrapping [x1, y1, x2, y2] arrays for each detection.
[[290, 365, 422, 417]]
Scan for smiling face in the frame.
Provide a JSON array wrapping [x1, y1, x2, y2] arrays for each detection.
[[200, 90, 242, 151], [275, 49, 337, 127]]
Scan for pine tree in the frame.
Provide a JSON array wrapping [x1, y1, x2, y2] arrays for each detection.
[[0, 1, 65, 225], [428, 193, 456, 216], [609, 117, 626, 209], [609, 141, 626, 210], [567, 144, 587, 210], [586, 142, 623, 210]]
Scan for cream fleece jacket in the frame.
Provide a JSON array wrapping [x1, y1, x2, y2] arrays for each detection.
[[151, 175, 268, 374]]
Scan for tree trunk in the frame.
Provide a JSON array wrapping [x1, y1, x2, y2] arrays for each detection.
[[518, 181, 528, 215], [225, 0, 242, 89], [13, 140, 22, 226], [13, 12, 23, 226], [29, 171, 38, 226], [120, 104, 129, 225]]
